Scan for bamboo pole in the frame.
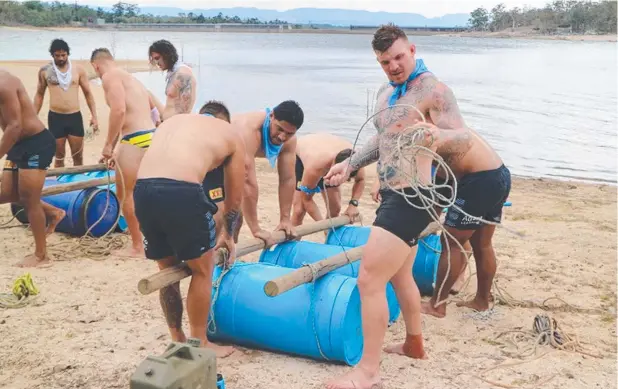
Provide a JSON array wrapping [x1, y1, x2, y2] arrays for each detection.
[[137, 215, 357, 295], [263, 221, 443, 297], [41, 177, 115, 197], [0, 163, 108, 182]]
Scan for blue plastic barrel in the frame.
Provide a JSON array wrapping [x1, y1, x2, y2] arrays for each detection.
[[56, 171, 127, 232], [207, 262, 363, 366], [259, 240, 400, 324], [326, 225, 442, 296], [10, 177, 121, 238]]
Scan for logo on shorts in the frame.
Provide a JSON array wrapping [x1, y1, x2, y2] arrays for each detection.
[[296, 181, 302, 189], [209, 188, 223, 200], [3, 160, 15, 169], [460, 215, 480, 225], [27, 155, 39, 168]]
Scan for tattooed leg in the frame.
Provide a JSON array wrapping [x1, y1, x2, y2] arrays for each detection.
[[157, 257, 186, 342]]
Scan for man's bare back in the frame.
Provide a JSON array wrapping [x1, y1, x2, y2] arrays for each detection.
[[296, 133, 353, 175], [0, 70, 46, 139], [138, 114, 241, 184]]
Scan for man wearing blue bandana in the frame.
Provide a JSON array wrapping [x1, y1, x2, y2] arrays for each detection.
[[324, 24, 469, 389], [231, 100, 304, 246]]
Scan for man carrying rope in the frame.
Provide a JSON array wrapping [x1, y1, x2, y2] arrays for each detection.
[[133, 101, 244, 357], [0, 69, 65, 267], [90, 48, 159, 258], [230, 101, 304, 246], [321, 24, 477, 389], [412, 121, 511, 317], [148, 39, 196, 122], [291, 133, 366, 226], [34, 39, 99, 168]]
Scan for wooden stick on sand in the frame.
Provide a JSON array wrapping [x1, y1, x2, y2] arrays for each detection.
[[0, 163, 108, 183], [263, 221, 442, 297], [137, 215, 357, 295], [41, 177, 116, 197]]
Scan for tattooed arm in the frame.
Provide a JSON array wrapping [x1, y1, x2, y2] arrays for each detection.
[[428, 81, 466, 129], [349, 134, 380, 171], [222, 131, 246, 238], [165, 69, 195, 116]]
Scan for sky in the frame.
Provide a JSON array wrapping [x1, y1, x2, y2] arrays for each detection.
[[72, 0, 554, 18]]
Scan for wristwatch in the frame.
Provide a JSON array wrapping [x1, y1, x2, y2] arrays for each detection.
[[349, 199, 359, 207]]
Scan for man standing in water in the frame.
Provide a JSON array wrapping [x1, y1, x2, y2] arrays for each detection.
[[0, 69, 65, 267], [230, 101, 305, 245], [322, 24, 471, 389], [34, 39, 98, 168], [133, 102, 244, 357], [148, 39, 197, 121], [90, 48, 158, 258]]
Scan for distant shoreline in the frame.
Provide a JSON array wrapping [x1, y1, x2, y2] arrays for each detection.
[[1, 25, 615, 42]]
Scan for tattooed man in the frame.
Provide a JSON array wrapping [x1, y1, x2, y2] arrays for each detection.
[[148, 40, 197, 121], [323, 24, 468, 389], [133, 101, 244, 358]]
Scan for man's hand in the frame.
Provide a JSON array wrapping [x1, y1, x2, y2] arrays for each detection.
[[343, 204, 360, 221], [370, 180, 381, 203], [215, 232, 236, 269], [253, 229, 276, 248], [90, 117, 99, 134], [324, 161, 351, 187], [101, 144, 115, 168], [275, 219, 297, 240]]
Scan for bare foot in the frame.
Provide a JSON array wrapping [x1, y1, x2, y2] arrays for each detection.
[[325, 367, 382, 389], [383, 342, 428, 359], [421, 300, 446, 318], [15, 253, 52, 268], [46, 209, 66, 235], [456, 296, 492, 312], [112, 245, 145, 258], [207, 343, 236, 358]]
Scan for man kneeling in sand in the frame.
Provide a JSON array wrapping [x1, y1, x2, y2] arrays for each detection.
[[408, 122, 511, 317], [0, 69, 65, 267], [133, 101, 244, 356], [291, 133, 366, 226], [90, 48, 158, 257], [231, 100, 304, 245]]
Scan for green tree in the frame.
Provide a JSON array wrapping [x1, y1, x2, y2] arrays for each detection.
[[468, 7, 489, 31]]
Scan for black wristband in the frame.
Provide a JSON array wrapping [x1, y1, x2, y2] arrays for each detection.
[[349, 199, 359, 207]]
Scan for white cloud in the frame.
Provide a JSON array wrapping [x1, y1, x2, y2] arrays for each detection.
[[73, 0, 553, 18]]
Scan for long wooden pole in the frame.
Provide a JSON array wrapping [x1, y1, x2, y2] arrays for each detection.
[[137, 215, 356, 295], [263, 221, 443, 297], [41, 177, 115, 197], [0, 163, 108, 182]]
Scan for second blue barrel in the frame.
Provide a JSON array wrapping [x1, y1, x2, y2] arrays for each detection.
[[10, 177, 121, 238], [56, 171, 127, 232], [258, 240, 400, 324], [326, 225, 442, 296], [207, 262, 363, 366]]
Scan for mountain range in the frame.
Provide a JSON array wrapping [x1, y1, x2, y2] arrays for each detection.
[[110, 7, 471, 27]]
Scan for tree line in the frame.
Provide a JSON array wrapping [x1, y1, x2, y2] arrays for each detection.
[[0, 1, 289, 27], [468, 0, 617, 34]]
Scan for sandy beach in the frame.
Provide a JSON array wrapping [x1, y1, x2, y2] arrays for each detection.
[[0, 60, 616, 389]]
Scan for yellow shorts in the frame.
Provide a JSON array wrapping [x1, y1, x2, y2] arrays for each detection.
[[120, 129, 155, 149]]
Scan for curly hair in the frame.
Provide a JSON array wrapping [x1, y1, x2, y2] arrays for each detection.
[[148, 39, 179, 70], [49, 39, 70, 56]]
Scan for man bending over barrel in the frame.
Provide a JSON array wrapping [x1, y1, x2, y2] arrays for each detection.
[[410, 121, 511, 317], [0, 69, 65, 267], [91, 48, 158, 258], [133, 101, 244, 357], [229, 101, 304, 246], [291, 133, 366, 226]]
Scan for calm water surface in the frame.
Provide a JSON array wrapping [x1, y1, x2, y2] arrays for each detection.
[[1, 29, 616, 184]]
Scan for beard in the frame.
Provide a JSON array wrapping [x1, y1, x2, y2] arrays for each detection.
[[54, 59, 67, 67]]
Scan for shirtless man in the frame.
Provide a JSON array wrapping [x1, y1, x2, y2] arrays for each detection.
[[34, 39, 98, 168], [0, 69, 65, 267], [291, 133, 366, 226], [230, 101, 304, 245], [148, 39, 197, 121], [133, 102, 244, 357], [90, 48, 159, 258], [412, 121, 511, 317], [322, 24, 473, 389]]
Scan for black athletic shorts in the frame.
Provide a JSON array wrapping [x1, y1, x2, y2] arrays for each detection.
[[133, 178, 218, 262], [202, 165, 225, 204], [373, 187, 433, 247], [4, 129, 56, 171], [444, 164, 511, 230], [48, 111, 84, 139], [295, 155, 334, 193]]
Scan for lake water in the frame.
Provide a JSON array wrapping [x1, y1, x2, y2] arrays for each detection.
[[1, 28, 616, 184]]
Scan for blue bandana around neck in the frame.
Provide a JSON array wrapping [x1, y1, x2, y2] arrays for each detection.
[[388, 59, 430, 107], [261, 107, 283, 168]]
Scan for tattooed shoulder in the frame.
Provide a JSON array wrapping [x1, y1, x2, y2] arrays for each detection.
[[167, 71, 194, 113], [429, 81, 465, 129]]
